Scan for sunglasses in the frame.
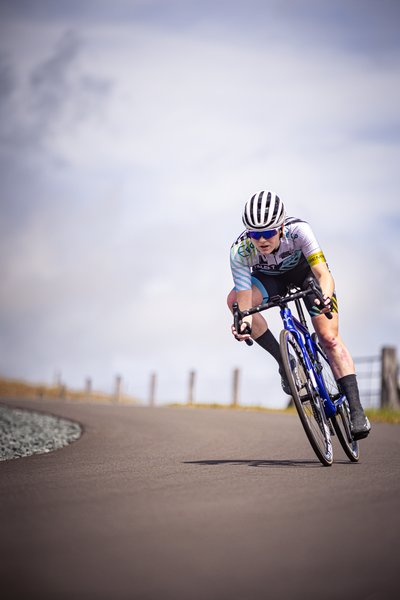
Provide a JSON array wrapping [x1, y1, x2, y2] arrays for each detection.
[[248, 229, 279, 240]]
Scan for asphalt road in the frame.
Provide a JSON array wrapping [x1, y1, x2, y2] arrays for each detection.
[[1, 398, 399, 600]]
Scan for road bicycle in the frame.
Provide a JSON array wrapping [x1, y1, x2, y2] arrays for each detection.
[[232, 278, 359, 466]]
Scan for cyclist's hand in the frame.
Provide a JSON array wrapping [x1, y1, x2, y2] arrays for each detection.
[[314, 294, 332, 314], [231, 321, 252, 341]]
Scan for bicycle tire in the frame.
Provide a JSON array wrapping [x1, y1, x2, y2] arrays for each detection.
[[280, 329, 333, 466], [311, 333, 359, 462], [332, 402, 359, 462]]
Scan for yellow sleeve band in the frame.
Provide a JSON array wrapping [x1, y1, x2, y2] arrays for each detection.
[[307, 251, 326, 267]]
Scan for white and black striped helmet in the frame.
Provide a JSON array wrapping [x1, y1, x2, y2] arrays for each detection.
[[242, 190, 286, 231]]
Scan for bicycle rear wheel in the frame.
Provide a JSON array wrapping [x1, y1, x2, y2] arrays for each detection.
[[311, 333, 359, 462], [280, 329, 333, 466]]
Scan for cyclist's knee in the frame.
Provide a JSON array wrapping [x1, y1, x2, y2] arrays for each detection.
[[251, 284, 263, 306], [317, 329, 341, 353], [227, 287, 263, 312], [227, 289, 237, 311]]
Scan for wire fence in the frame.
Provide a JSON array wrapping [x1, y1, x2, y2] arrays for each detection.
[[353, 355, 381, 409], [0, 350, 395, 411]]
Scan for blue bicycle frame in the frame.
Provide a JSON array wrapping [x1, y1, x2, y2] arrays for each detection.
[[233, 277, 348, 422], [280, 303, 345, 420]]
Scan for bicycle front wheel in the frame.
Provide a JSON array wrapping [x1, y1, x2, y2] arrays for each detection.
[[280, 329, 333, 466], [311, 333, 359, 462]]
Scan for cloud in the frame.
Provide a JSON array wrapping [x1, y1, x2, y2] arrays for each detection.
[[0, 55, 15, 99], [0, 29, 113, 165], [30, 30, 83, 113]]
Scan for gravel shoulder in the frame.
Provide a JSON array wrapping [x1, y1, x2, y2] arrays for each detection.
[[0, 402, 82, 461]]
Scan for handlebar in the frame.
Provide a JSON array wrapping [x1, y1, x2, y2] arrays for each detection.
[[232, 278, 332, 345]]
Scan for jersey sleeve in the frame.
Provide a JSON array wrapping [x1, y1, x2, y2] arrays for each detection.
[[292, 221, 326, 267], [230, 235, 257, 291]]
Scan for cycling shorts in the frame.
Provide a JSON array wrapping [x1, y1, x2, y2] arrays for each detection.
[[251, 265, 338, 319]]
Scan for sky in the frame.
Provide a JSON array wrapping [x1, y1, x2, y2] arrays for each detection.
[[0, 0, 399, 408]]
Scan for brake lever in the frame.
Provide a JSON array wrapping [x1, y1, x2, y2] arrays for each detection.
[[232, 302, 253, 346]]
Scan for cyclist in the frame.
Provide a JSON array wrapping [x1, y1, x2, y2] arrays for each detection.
[[228, 190, 371, 441]]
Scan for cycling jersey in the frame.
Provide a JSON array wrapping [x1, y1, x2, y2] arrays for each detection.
[[230, 217, 327, 292]]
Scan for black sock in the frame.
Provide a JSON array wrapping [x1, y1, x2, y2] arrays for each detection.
[[337, 374, 364, 416], [254, 329, 284, 370]]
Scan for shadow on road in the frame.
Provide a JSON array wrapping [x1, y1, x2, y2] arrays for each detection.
[[184, 459, 324, 468]]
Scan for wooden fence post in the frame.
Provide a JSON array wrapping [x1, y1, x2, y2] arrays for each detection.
[[85, 378, 92, 403], [232, 368, 240, 406], [115, 375, 122, 404], [56, 371, 65, 399], [380, 347, 400, 409], [188, 371, 195, 404], [149, 373, 156, 407]]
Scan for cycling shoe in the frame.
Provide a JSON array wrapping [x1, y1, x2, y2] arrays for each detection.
[[351, 414, 371, 440]]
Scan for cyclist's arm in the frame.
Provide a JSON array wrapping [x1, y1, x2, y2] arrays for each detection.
[[311, 262, 335, 312], [230, 235, 256, 338]]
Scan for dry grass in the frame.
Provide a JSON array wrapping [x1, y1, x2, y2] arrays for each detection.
[[169, 402, 400, 423], [0, 376, 139, 405], [365, 408, 400, 424], [168, 402, 297, 414]]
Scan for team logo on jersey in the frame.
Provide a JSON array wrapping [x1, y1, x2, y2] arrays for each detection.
[[237, 238, 255, 258], [282, 226, 298, 241]]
